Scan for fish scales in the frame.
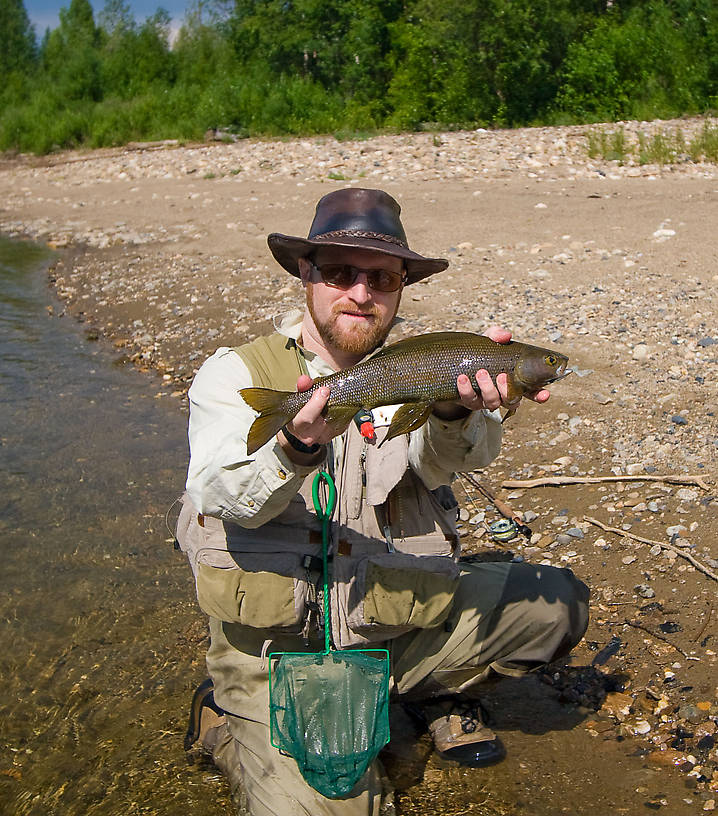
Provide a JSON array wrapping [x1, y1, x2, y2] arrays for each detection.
[[289, 334, 534, 410]]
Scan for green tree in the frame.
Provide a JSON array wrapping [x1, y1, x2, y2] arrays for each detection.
[[174, 4, 235, 87], [98, 0, 135, 35], [99, 3, 174, 97], [387, 0, 599, 129], [42, 0, 102, 101], [556, 0, 714, 121], [228, 0, 402, 101], [0, 0, 37, 75]]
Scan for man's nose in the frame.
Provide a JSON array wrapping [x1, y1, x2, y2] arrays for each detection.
[[345, 271, 372, 301]]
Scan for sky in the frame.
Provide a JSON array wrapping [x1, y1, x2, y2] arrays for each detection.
[[25, 0, 191, 35]]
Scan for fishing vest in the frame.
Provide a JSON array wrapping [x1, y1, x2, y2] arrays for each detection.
[[176, 332, 462, 647]]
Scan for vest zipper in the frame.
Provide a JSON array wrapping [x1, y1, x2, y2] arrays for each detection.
[[360, 444, 367, 502]]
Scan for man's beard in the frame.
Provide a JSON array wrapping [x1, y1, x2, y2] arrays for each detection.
[[306, 286, 396, 358]]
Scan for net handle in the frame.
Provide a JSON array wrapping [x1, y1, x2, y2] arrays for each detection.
[[311, 471, 336, 655]]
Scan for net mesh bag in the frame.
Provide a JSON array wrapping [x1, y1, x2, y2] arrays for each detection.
[[269, 649, 390, 798]]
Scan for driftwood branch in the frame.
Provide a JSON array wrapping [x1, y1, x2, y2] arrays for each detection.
[[501, 474, 711, 491], [694, 606, 714, 644], [584, 515, 718, 584]]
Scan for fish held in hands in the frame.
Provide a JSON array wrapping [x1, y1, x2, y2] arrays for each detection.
[[240, 331, 570, 455]]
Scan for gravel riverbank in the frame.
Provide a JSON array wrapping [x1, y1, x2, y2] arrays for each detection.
[[2, 116, 717, 811]]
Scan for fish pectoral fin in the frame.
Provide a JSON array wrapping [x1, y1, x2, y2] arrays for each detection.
[[501, 406, 517, 424], [501, 375, 525, 425], [325, 404, 360, 435], [381, 401, 434, 446]]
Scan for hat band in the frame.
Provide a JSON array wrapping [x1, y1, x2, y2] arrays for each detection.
[[312, 229, 408, 248]]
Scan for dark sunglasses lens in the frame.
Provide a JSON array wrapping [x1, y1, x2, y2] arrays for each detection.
[[316, 264, 403, 292], [319, 264, 355, 288], [367, 269, 402, 292]]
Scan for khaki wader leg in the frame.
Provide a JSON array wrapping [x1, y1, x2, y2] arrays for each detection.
[[206, 618, 389, 816], [204, 562, 587, 813], [391, 561, 590, 697]]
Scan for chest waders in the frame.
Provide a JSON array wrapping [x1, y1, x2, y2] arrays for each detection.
[[268, 471, 391, 798]]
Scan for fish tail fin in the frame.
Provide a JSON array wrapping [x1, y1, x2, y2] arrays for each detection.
[[240, 387, 293, 455]]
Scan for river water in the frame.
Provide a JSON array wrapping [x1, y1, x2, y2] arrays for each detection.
[[0, 238, 231, 815], [0, 237, 697, 816]]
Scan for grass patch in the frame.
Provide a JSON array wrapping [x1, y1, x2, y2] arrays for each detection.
[[637, 130, 682, 164], [584, 121, 718, 165], [586, 128, 630, 163], [688, 122, 718, 162]]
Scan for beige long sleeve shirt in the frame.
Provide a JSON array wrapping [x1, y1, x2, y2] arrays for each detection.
[[186, 312, 502, 527]]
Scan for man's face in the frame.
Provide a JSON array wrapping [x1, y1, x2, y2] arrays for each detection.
[[299, 246, 405, 360]]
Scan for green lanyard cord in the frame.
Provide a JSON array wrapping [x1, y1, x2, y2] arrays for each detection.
[[311, 470, 337, 655]]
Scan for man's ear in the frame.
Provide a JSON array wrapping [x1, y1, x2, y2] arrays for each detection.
[[297, 257, 312, 285]]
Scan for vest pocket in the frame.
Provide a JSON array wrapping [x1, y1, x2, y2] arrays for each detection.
[[362, 558, 458, 627], [340, 553, 460, 642], [195, 553, 308, 631]]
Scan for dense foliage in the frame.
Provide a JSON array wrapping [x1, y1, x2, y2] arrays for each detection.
[[1, 0, 716, 153]]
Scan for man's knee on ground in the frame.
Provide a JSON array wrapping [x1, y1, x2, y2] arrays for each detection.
[[485, 563, 590, 675]]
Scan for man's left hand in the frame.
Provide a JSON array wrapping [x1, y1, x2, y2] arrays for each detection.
[[433, 325, 550, 419]]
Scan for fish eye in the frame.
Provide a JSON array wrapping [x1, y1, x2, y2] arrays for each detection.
[[545, 354, 558, 366]]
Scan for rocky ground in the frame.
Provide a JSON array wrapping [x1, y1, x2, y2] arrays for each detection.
[[1, 116, 717, 811]]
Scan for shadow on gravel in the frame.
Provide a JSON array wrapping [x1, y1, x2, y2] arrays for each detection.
[[386, 672, 698, 816]]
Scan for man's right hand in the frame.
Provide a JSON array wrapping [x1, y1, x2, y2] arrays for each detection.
[[277, 375, 332, 460]]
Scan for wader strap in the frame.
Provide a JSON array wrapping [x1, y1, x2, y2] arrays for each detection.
[[234, 333, 308, 390]]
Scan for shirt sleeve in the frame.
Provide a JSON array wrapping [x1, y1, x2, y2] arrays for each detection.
[[408, 409, 503, 490], [185, 348, 317, 527]]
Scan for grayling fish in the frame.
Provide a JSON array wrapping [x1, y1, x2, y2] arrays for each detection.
[[241, 331, 570, 454]]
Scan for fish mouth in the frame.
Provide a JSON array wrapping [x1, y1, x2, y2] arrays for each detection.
[[550, 363, 572, 383], [540, 361, 571, 384]]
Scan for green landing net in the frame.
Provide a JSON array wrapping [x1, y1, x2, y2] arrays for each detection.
[[269, 471, 390, 799]]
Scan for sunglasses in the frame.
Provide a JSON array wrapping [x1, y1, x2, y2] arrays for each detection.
[[311, 262, 406, 293]]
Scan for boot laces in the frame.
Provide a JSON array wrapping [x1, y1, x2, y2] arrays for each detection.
[[454, 700, 483, 734]]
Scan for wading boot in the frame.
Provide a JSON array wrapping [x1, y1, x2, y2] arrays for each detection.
[[413, 695, 505, 767], [184, 678, 226, 755]]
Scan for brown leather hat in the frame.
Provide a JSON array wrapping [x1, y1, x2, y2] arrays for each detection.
[[267, 188, 449, 285]]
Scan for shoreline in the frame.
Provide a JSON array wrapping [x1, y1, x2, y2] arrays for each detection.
[[2, 120, 718, 798], [1, 117, 716, 466]]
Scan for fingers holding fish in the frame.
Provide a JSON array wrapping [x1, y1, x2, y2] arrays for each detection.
[[296, 373, 314, 393], [483, 325, 512, 344], [525, 387, 551, 404], [284, 384, 332, 449], [457, 369, 503, 411], [461, 369, 551, 416]]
